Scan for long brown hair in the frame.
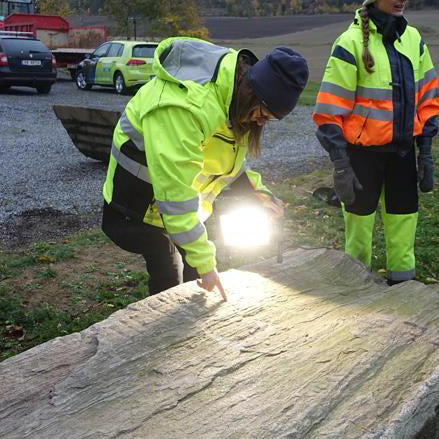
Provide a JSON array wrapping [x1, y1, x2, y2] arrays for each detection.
[[229, 54, 263, 157], [361, 6, 375, 73]]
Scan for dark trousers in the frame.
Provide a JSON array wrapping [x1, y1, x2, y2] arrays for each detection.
[[342, 149, 418, 283], [102, 202, 198, 295], [345, 148, 418, 216], [141, 229, 198, 295]]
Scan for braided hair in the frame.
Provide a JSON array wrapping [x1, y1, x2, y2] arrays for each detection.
[[360, 6, 375, 73]]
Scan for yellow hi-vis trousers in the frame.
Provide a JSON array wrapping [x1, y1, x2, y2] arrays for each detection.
[[342, 193, 418, 282]]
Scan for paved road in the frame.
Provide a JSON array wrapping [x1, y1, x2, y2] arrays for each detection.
[[0, 80, 326, 248]]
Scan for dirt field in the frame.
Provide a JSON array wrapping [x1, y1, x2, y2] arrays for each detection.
[[69, 13, 352, 40], [213, 10, 439, 81], [204, 14, 352, 39], [71, 11, 439, 82]]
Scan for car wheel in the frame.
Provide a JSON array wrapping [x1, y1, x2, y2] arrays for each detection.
[[76, 70, 92, 90], [114, 72, 127, 95], [36, 84, 52, 94]]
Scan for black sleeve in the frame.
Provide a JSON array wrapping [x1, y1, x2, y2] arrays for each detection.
[[316, 124, 349, 161], [227, 172, 255, 198], [417, 116, 438, 147]]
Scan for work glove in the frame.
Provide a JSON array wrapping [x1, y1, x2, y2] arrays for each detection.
[[417, 143, 435, 193], [332, 157, 363, 206]]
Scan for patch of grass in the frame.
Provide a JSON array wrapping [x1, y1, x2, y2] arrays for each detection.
[[415, 191, 439, 282], [0, 252, 149, 362], [36, 266, 58, 280], [69, 229, 109, 246], [298, 81, 319, 106], [0, 284, 23, 325], [0, 228, 149, 361], [0, 230, 108, 279], [280, 181, 345, 251], [0, 301, 111, 361]]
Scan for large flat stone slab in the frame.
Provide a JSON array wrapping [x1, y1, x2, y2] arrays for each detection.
[[1, 249, 439, 439]]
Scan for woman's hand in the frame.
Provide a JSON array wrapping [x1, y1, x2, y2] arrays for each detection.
[[261, 195, 284, 218], [197, 269, 227, 301]]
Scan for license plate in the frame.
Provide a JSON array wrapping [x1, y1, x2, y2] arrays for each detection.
[[22, 60, 41, 66]]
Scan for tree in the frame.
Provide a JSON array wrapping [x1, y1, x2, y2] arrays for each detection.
[[290, 0, 301, 13], [152, 0, 209, 40], [39, 0, 74, 16], [105, 0, 160, 39], [72, 0, 93, 15], [251, 0, 261, 16]]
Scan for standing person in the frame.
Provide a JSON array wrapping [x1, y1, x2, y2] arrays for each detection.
[[102, 37, 309, 299], [313, 0, 439, 285]]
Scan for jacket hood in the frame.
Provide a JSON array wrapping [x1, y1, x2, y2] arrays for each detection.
[[152, 37, 230, 83], [352, 8, 377, 32], [152, 37, 242, 118]]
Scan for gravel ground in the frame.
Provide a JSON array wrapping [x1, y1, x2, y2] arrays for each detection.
[[0, 80, 328, 248]]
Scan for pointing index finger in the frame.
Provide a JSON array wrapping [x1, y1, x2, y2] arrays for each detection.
[[216, 281, 227, 302]]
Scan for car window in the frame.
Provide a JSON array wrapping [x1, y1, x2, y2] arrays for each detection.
[[107, 43, 124, 57], [132, 45, 157, 58], [1, 38, 50, 54], [93, 43, 111, 58]]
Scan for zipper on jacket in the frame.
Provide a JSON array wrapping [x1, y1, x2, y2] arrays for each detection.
[[207, 135, 240, 176], [385, 41, 404, 147], [395, 44, 406, 146], [213, 133, 236, 154], [385, 37, 416, 153], [213, 134, 235, 145]]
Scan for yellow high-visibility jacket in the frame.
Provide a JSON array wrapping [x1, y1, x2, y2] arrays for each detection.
[[103, 37, 270, 275]]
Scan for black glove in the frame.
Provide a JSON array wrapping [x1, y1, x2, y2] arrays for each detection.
[[332, 157, 363, 206], [417, 144, 435, 193]]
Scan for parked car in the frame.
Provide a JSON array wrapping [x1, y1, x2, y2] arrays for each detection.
[[0, 30, 57, 94], [75, 40, 158, 95]]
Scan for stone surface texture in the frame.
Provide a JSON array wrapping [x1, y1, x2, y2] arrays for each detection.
[[1, 249, 439, 439]]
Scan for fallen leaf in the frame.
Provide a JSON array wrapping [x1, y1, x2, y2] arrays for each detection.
[[425, 277, 439, 284], [5, 324, 24, 338]]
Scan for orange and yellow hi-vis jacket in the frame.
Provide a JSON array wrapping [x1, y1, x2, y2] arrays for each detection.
[[313, 9, 439, 149]]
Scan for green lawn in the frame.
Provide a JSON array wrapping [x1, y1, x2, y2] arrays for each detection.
[[298, 80, 320, 106]]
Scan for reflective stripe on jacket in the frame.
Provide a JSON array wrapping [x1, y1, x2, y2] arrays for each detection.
[[103, 37, 269, 275], [313, 9, 439, 148]]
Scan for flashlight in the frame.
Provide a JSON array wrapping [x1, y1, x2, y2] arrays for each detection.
[[218, 190, 284, 264], [220, 205, 271, 248]]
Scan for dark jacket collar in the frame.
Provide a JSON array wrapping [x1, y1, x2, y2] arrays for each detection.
[[367, 5, 407, 43]]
